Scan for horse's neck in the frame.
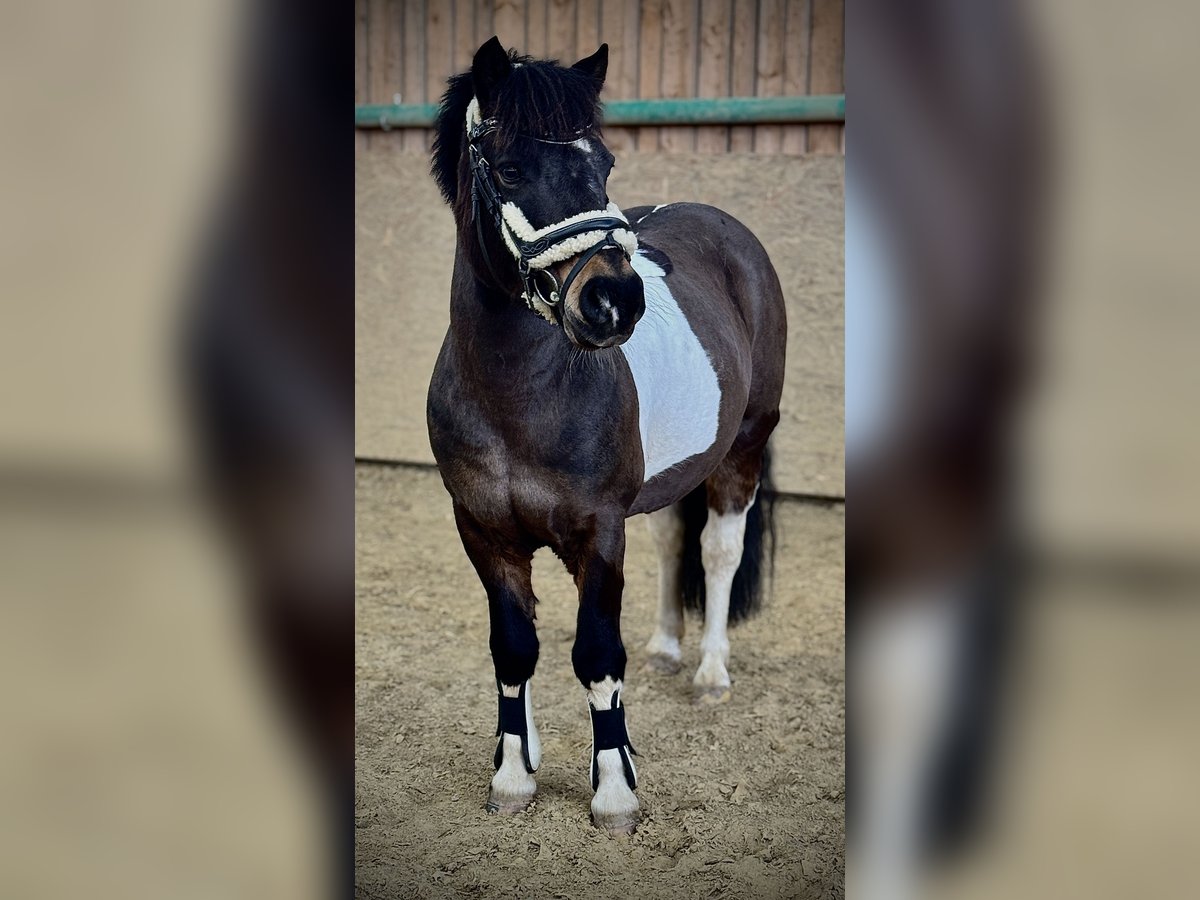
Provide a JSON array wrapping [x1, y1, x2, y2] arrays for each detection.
[[448, 253, 570, 387]]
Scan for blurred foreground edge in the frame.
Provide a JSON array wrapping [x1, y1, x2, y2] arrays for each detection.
[[182, 2, 352, 897], [847, 2, 1047, 898]]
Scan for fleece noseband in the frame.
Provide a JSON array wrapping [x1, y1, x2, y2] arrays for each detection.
[[465, 98, 638, 322]]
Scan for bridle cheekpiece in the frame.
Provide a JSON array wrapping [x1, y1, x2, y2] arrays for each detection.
[[465, 98, 638, 322]]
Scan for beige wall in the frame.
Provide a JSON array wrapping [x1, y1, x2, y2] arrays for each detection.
[[355, 151, 844, 497]]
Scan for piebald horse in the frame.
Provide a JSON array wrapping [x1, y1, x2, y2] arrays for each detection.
[[426, 37, 786, 833]]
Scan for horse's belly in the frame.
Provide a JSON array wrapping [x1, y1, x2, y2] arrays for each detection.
[[619, 252, 721, 482]]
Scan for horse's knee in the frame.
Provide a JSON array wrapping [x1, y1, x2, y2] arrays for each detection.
[[571, 574, 628, 686], [492, 643, 538, 687], [645, 504, 684, 554], [572, 631, 627, 687], [489, 598, 540, 686], [700, 508, 748, 582]]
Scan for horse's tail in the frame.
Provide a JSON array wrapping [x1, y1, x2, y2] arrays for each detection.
[[680, 445, 777, 624]]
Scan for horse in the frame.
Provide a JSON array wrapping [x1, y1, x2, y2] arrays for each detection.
[[425, 36, 787, 834]]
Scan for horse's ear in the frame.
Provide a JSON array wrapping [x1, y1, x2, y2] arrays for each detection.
[[472, 36, 512, 107], [572, 43, 609, 87]]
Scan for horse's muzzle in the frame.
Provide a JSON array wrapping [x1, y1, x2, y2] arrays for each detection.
[[563, 273, 645, 350]]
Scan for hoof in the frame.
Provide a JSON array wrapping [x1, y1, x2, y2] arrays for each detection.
[[485, 795, 532, 816], [642, 653, 682, 675], [592, 812, 639, 836], [694, 686, 732, 705]]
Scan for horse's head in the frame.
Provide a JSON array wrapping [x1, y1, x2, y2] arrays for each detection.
[[433, 37, 645, 350]]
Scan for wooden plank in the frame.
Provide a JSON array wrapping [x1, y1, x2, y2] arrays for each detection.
[[474, 0, 496, 53], [383, 0, 404, 104], [575, 0, 599, 63], [600, 0, 638, 153], [527, 0, 548, 57], [493, 0, 526, 49], [365, 0, 392, 152], [729, 0, 757, 152], [383, 0, 405, 153], [402, 0, 426, 152], [754, 0, 785, 153], [453, 0, 477, 71], [426, 0, 453, 153], [808, 0, 843, 153], [696, 0, 732, 153], [781, 0, 810, 155], [547, 0, 576, 62], [637, 0, 664, 152], [659, 0, 698, 152], [368, 0, 388, 103], [356, 0, 370, 155], [426, 0, 454, 93], [356, 0, 369, 104]]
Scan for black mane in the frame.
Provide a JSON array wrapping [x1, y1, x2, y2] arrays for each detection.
[[431, 51, 604, 206]]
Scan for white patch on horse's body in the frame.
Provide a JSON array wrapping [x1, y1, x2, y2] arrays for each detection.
[[620, 252, 721, 482], [489, 680, 540, 812], [572, 137, 593, 153], [643, 504, 685, 671], [586, 677, 639, 830], [693, 501, 751, 700], [845, 174, 902, 462]]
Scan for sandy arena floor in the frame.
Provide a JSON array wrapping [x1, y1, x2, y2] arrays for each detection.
[[355, 463, 844, 899]]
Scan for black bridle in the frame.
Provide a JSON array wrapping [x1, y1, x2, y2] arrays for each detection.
[[466, 114, 632, 318]]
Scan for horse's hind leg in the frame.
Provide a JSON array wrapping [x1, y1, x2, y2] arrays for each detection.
[[453, 506, 541, 815], [694, 441, 767, 704], [643, 503, 685, 674]]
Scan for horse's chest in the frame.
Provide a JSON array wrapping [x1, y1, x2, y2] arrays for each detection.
[[619, 255, 722, 482], [434, 410, 589, 526]]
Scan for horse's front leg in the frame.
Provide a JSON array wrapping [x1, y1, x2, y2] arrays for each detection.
[[567, 513, 640, 834], [454, 506, 541, 815]]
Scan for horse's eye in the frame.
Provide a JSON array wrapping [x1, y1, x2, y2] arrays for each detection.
[[498, 165, 521, 183]]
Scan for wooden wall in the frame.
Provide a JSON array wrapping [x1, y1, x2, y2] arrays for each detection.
[[355, 0, 844, 155]]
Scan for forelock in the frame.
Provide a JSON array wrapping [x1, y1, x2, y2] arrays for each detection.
[[430, 52, 606, 207], [487, 55, 603, 151]]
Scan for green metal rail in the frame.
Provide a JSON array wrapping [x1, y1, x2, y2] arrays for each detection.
[[355, 94, 845, 130]]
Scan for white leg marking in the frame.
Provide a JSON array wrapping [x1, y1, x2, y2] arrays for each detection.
[[587, 676, 640, 832], [488, 680, 539, 813], [849, 588, 962, 900], [693, 506, 748, 701], [644, 505, 685, 673]]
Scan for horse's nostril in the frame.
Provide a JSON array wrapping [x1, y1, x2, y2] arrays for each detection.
[[581, 284, 613, 326]]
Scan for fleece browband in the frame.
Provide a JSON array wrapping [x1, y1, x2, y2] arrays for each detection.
[[466, 97, 638, 321]]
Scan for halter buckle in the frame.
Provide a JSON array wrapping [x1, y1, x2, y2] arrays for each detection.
[[520, 261, 562, 308], [468, 116, 498, 145]]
